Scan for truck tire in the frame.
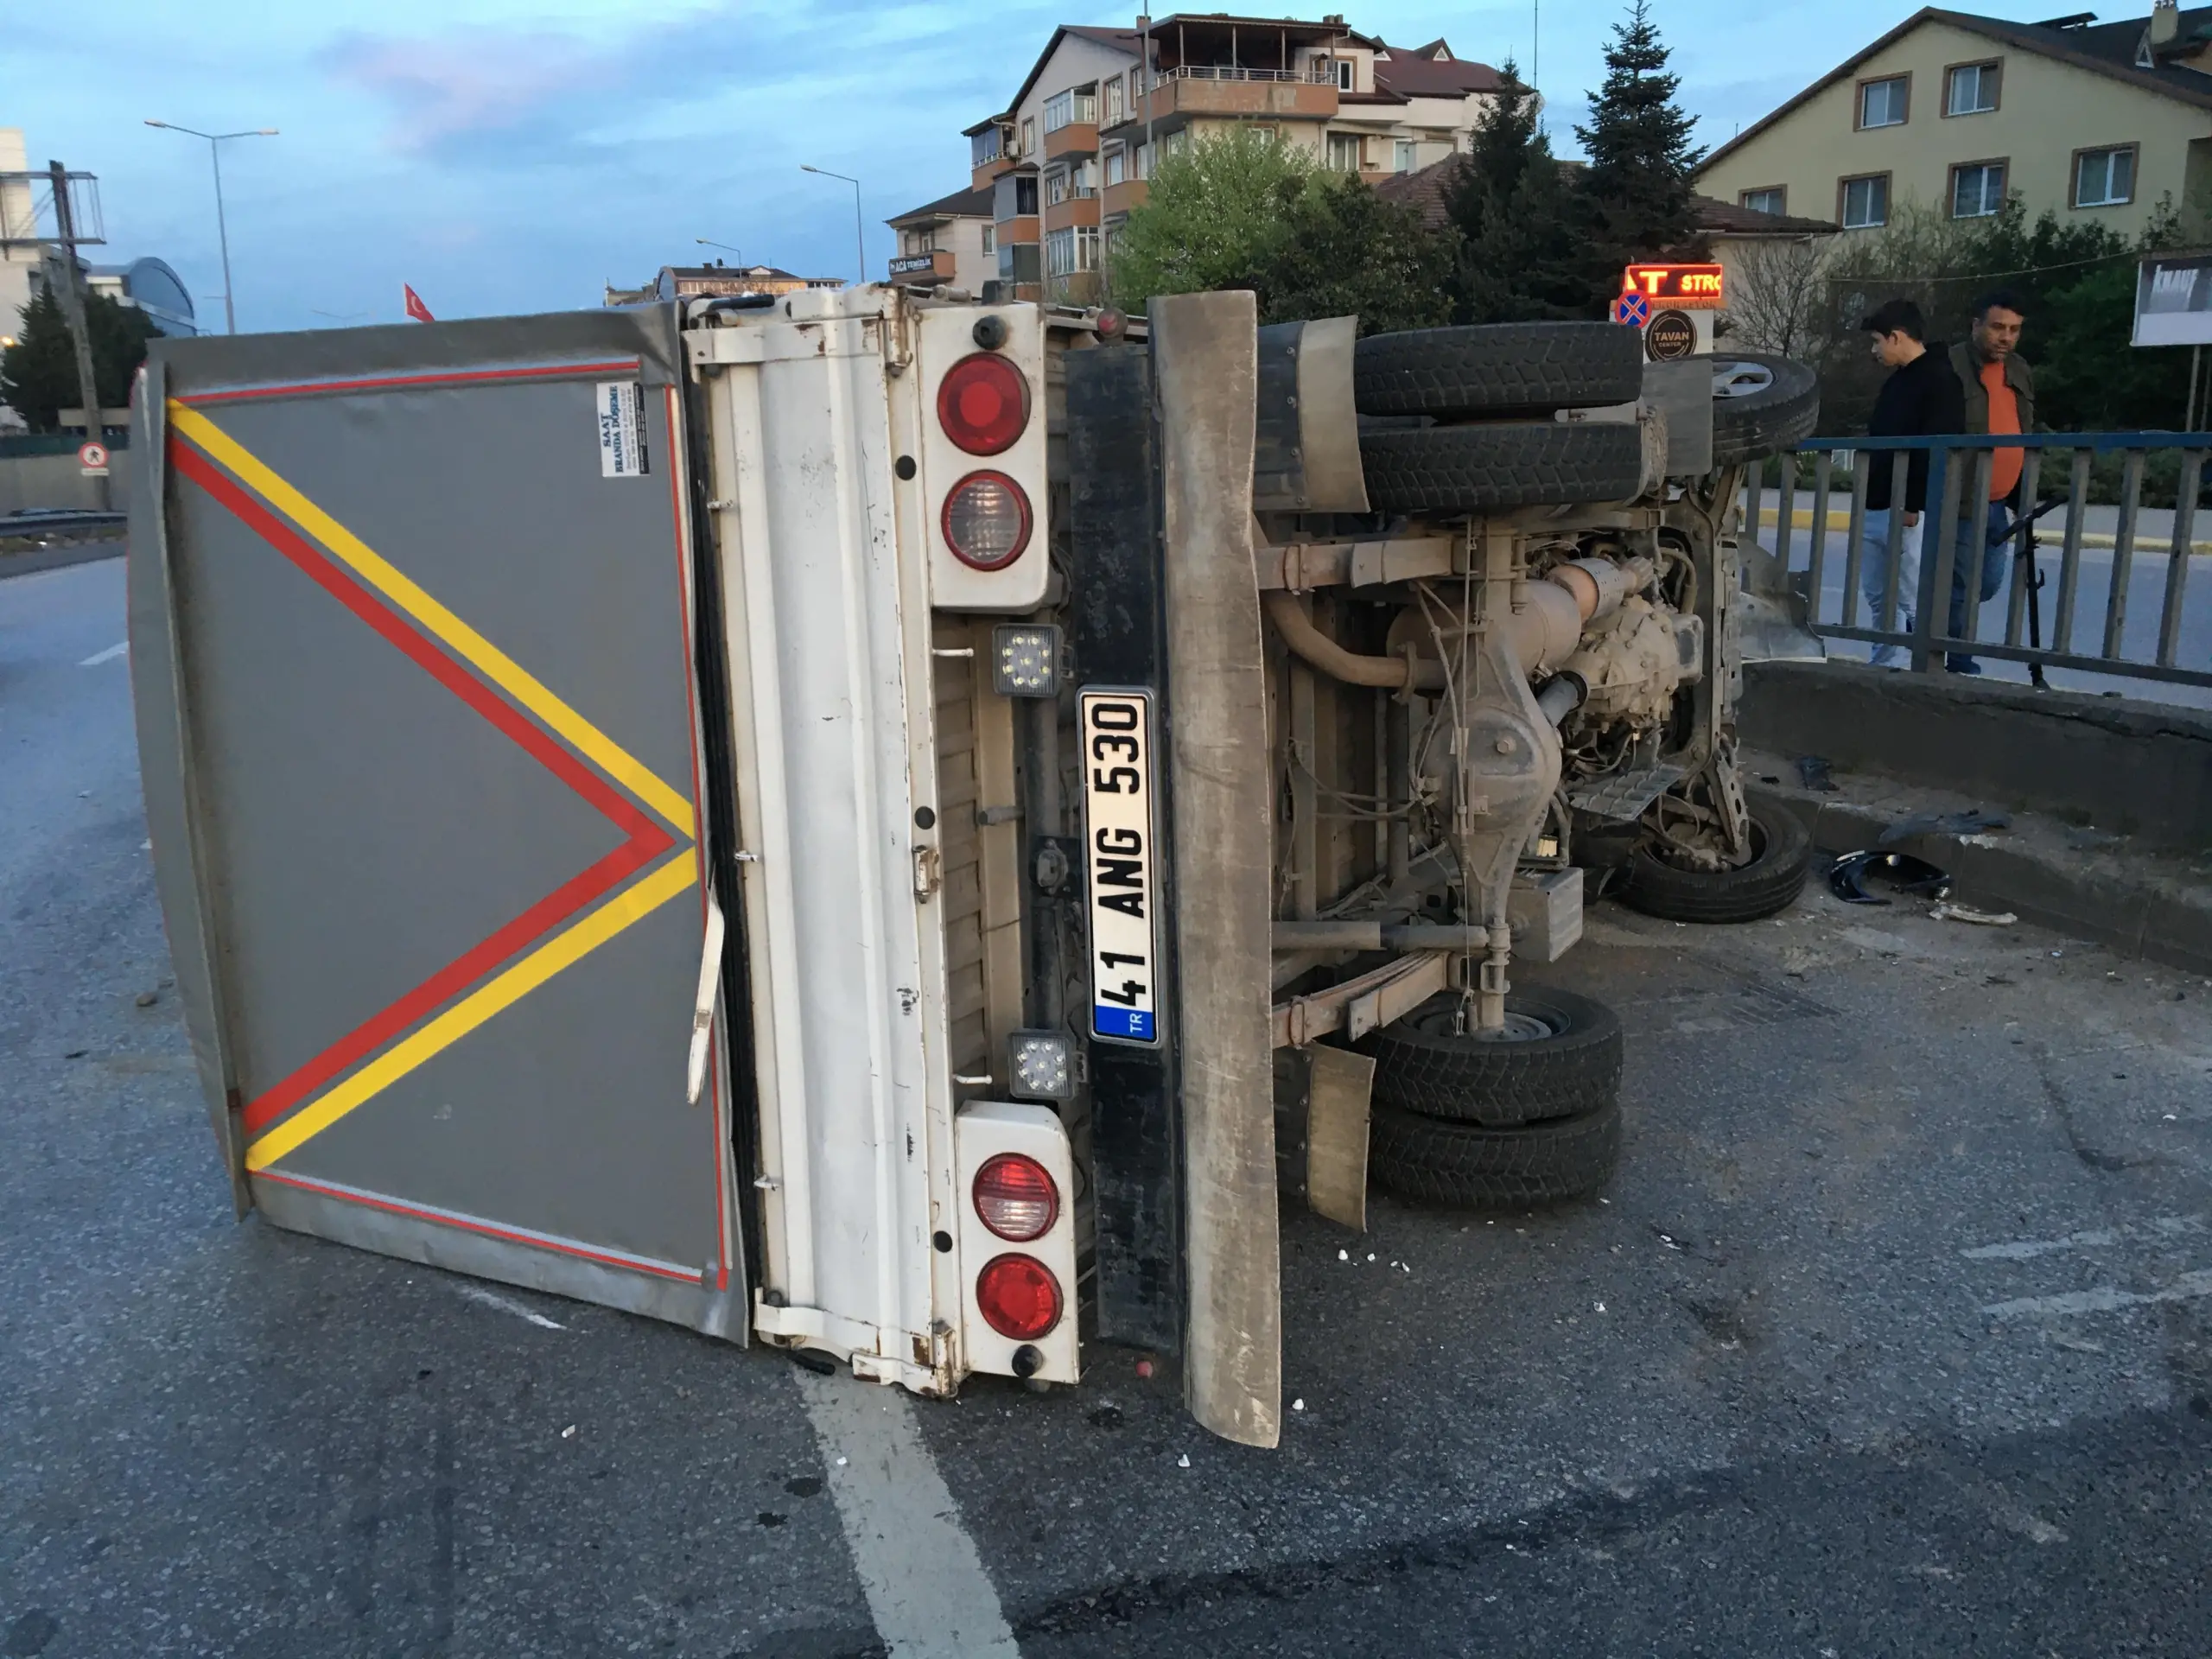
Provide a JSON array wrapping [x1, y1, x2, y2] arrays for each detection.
[[1705, 354, 1821, 466], [1360, 421, 1646, 515], [1357, 988, 1621, 1128], [1369, 1095, 1623, 1208], [1355, 323, 1645, 418], [1621, 810, 1814, 923]]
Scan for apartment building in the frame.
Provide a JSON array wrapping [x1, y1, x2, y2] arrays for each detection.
[[1697, 3, 2212, 238], [887, 187, 997, 292], [943, 14, 1510, 302]]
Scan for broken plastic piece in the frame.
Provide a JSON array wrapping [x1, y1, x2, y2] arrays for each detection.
[[1827, 850, 1952, 906]]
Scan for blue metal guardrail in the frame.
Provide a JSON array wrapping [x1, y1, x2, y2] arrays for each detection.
[[1745, 433, 2209, 691]]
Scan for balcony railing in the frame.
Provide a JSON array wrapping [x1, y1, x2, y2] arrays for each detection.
[[1152, 64, 1330, 85]]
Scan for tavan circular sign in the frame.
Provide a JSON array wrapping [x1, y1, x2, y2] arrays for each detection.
[[1644, 310, 1697, 361]]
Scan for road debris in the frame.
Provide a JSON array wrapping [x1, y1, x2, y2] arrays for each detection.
[[1796, 754, 1837, 792], [1878, 808, 2009, 847], [1930, 901, 2018, 926]]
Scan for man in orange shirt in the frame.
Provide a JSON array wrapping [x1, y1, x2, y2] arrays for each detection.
[[1946, 292, 2035, 673]]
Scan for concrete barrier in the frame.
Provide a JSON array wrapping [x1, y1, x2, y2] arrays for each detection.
[[1740, 660, 2212, 855], [0, 450, 132, 516]]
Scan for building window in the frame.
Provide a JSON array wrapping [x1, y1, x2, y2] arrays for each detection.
[[1945, 60, 2000, 115], [1103, 78, 1124, 127], [981, 225, 995, 256], [1130, 141, 1148, 180], [1104, 147, 1125, 187], [1326, 131, 1361, 172], [1950, 160, 2006, 218], [1840, 172, 1890, 229], [1395, 139, 1417, 173], [1045, 226, 1099, 277], [1044, 87, 1096, 132], [1020, 117, 1036, 156], [2074, 144, 2137, 207], [1857, 75, 1908, 130], [1336, 58, 1355, 91], [970, 128, 1003, 168], [1046, 169, 1067, 207], [1739, 186, 1787, 215]]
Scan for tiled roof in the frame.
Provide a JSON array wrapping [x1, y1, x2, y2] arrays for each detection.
[[887, 186, 995, 226], [1376, 155, 1840, 235]]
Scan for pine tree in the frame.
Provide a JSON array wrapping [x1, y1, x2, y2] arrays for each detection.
[[1445, 60, 1592, 322], [1573, 1, 1707, 308], [0, 286, 158, 433]]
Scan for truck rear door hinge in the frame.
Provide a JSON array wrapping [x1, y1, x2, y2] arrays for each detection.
[[912, 844, 942, 902]]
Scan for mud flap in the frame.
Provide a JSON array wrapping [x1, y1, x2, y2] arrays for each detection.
[[1151, 291, 1281, 1449]]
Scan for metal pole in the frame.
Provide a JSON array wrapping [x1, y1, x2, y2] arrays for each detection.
[[44, 162, 106, 508], [852, 178, 866, 287], [211, 137, 237, 334]]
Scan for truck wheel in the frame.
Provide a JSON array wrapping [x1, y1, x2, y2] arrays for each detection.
[[1704, 354, 1821, 466], [1621, 811, 1814, 924], [1360, 422, 1646, 515], [1357, 988, 1621, 1128], [1355, 323, 1645, 418], [1369, 1095, 1623, 1208]]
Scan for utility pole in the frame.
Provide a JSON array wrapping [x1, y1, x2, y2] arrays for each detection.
[[44, 160, 107, 507]]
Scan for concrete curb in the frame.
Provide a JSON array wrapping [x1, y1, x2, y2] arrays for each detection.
[[1747, 780, 2212, 976], [0, 538, 125, 580]]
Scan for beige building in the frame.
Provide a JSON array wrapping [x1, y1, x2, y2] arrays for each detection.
[[2, 128, 42, 345], [1696, 3, 2212, 238], [885, 187, 996, 292], [960, 15, 1512, 302]]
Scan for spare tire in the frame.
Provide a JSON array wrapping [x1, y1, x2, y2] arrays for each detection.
[[1356, 323, 1645, 418], [1369, 1095, 1623, 1209], [1361, 421, 1646, 515], [1358, 988, 1621, 1128], [1621, 810, 1815, 924], [1705, 353, 1821, 466]]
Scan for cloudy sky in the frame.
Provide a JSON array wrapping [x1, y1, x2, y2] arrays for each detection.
[[5, 1, 2070, 334]]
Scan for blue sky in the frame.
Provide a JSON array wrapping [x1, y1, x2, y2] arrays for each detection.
[[2, 1, 2080, 333]]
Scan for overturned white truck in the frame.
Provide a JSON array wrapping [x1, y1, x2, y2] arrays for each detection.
[[129, 288, 1818, 1446]]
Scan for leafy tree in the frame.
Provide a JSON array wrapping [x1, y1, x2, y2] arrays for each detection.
[[1108, 127, 1317, 308], [1445, 59, 1591, 322], [1109, 126, 1448, 332], [1251, 172, 1450, 333], [0, 285, 157, 433], [1573, 0, 1707, 307]]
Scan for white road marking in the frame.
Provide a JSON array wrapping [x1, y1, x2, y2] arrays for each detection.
[[796, 1369, 1020, 1658], [79, 641, 128, 666], [1963, 1215, 2203, 1261], [1982, 1268, 2212, 1319], [449, 1281, 566, 1330]]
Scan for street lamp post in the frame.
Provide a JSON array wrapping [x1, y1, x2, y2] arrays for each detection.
[[144, 121, 278, 334], [695, 238, 743, 264], [799, 165, 868, 286]]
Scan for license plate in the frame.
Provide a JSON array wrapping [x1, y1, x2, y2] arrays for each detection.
[[1078, 688, 1162, 1046]]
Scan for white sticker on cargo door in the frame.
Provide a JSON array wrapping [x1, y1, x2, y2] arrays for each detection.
[[596, 380, 649, 477]]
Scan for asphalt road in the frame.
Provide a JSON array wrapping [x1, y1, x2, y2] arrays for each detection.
[[5, 551, 2210, 1658]]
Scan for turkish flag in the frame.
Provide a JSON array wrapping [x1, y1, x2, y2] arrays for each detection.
[[403, 284, 435, 323]]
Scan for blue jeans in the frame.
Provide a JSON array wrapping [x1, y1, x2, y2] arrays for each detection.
[[1943, 502, 2012, 670], [1858, 508, 1921, 665]]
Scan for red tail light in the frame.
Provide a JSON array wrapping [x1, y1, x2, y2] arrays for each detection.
[[976, 1254, 1064, 1339], [942, 471, 1032, 569], [937, 352, 1031, 454], [974, 1153, 1059, 1241]]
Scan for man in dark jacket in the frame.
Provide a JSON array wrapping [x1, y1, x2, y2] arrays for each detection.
[[1859, 299, 1967, 667], [1942, 290, 2035, 671]]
